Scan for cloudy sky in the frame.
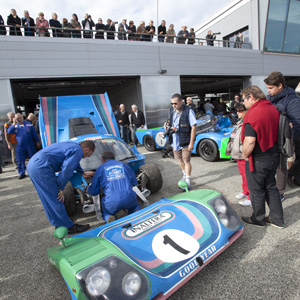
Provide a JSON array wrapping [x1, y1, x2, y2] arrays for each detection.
[[3, 0, 231, 31]]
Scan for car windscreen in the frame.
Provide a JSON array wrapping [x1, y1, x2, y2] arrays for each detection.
[[80, 138, 136, 171]]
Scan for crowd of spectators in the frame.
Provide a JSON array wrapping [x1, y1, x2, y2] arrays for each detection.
[[0, 9, 233, 46]]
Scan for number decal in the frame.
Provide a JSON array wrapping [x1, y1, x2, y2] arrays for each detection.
[[163, 235, 190, 255], [152, 229, 199, 263]]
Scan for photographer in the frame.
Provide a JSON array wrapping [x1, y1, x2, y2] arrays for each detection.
[[206, 30, 217, 46], [82, 13, 95, 38], [164, 94, 197, 189]]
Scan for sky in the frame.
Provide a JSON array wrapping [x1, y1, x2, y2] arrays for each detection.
[[2, 0, 231, 32]]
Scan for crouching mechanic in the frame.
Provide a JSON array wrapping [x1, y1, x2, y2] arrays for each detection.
[[165, 93, 197, 188], [27, 141, 95, 234], [88, 151, 140, 223]]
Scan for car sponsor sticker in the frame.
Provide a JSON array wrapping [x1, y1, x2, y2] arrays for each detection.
[[125, 211, 174, 238], [84, 136, 102, 140]]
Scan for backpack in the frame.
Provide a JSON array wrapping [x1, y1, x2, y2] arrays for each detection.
[[276, 108, 295, 158]]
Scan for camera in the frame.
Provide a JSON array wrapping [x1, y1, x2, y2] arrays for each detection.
[[213, 32, 221, 35], [163, 124, 176, 138]]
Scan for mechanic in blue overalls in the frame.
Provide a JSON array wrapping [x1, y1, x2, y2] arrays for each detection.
[[7, 113, 40, 179], [27, 141, 95, 234], [88, 150, 140, 223]]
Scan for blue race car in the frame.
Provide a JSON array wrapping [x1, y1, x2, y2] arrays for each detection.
[[48, 181, 243, 300], [39, 93, 162, 216], [135, 114, 233, 162]]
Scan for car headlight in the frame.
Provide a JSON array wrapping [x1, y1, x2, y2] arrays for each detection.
[[209, 195, 241, 230], [86, 267, 111, 296], [77, 256, 150, 300], [214, 199, 227, 214], [122, 272, 141, 296]]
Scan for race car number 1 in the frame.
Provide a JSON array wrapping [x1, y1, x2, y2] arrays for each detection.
[[152, 229, 200, 263]]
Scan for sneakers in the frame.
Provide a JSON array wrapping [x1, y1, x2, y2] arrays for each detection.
[[107, 215, 116, 223], [18, 174, 26, 180], [235, 192, 247, 199], [181, 175, 186, 182], [280, 194, 285, 202], [68, 224, 90, 234], [265, 217, 284, 229], [239, 199, 251, 206]]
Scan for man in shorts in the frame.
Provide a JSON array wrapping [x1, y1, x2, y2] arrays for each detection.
[[165, 93, 197, 189]]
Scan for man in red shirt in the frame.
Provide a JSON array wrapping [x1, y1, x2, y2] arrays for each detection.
[[241, 86, 284, 229]]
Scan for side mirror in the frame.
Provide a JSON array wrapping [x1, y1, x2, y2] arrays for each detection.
[[178, 180, 189, 193], [53, 227, 68, 248]]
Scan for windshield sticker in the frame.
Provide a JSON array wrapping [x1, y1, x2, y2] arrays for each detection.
[[105, 165, 125, 181], [85, 136, 102, 140]]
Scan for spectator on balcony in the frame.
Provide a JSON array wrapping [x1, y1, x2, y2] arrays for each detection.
[[206, 30, 216, 46], [145, 20, 155, 42], [0, 15, 6, 35], [127, 20, 136, 41], [188, 28, 195, 45], [118, 19, 128, 40], [136, 21, 147, 41], [234, 32, 244, 48], [82, 13, 95, 39], [165, 24, 176, 43], [22, 10, 35, 37], [7, 9, 22, 36], [177, 26, 188, 44], [61, 18, 72, 38], [70, 13, 81, 38], [158, 20, 166, 43], [49, 13, 62, 37], [36, 12, 49, 37], [106, 19, 115, 40], [95, 18, 106, 39]]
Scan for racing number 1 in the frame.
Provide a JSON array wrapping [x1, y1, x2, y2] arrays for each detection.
[[163, 234, 190, 255]]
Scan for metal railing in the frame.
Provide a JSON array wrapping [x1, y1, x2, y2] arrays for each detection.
[[0, 25, 252, 49]]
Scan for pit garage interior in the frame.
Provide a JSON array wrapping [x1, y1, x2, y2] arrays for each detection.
[[10, 75, 299, 118]]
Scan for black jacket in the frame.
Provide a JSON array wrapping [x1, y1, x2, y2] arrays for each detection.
[[7, 14, 22, 36], [268, 86, 300, 140], [0, 15, 6, 35], [22, 17, 35, 36], [130, 110, 145, 128], [117, 111, 129, 126]]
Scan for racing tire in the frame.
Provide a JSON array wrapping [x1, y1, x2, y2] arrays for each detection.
[[138, 163, 163, 193], [143, 135, 157, 151], [63, 181, 77, 217], [198, 139, 219, 162]]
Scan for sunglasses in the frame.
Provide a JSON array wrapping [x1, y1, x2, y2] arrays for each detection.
[[171, 102, 178, 105]]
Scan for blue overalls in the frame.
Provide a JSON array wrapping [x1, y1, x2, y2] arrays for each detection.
[[88, 159, 140, 222], [27, 142, 84, 228], [7, 121, 39, 175]]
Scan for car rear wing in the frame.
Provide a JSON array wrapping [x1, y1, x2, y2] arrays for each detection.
[[39, 93, 120, 147]]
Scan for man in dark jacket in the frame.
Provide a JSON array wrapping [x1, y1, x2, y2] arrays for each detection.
[[0, 14, 6, 35], [82, 13, 95, 38], [7, 9, 22, 36], [130, 104, 145, 145], [22, 10, 35, 36], [117, 104, 130, 143], [264, 72, 300, 191]]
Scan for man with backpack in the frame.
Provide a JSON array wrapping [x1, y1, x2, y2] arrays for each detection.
[[264, 72, 300, 192]]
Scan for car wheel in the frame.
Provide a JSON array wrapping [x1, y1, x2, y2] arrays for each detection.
[[198, 139, 219, 162], [63, 181, 77, 216], [138, 163, 163, 193], [143, 135, 156, 151]]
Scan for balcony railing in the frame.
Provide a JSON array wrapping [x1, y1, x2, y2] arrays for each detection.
[[0, 25, 252, 49]]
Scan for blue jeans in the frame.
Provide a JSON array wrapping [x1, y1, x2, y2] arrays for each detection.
[[120, 125, 129, 143]]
